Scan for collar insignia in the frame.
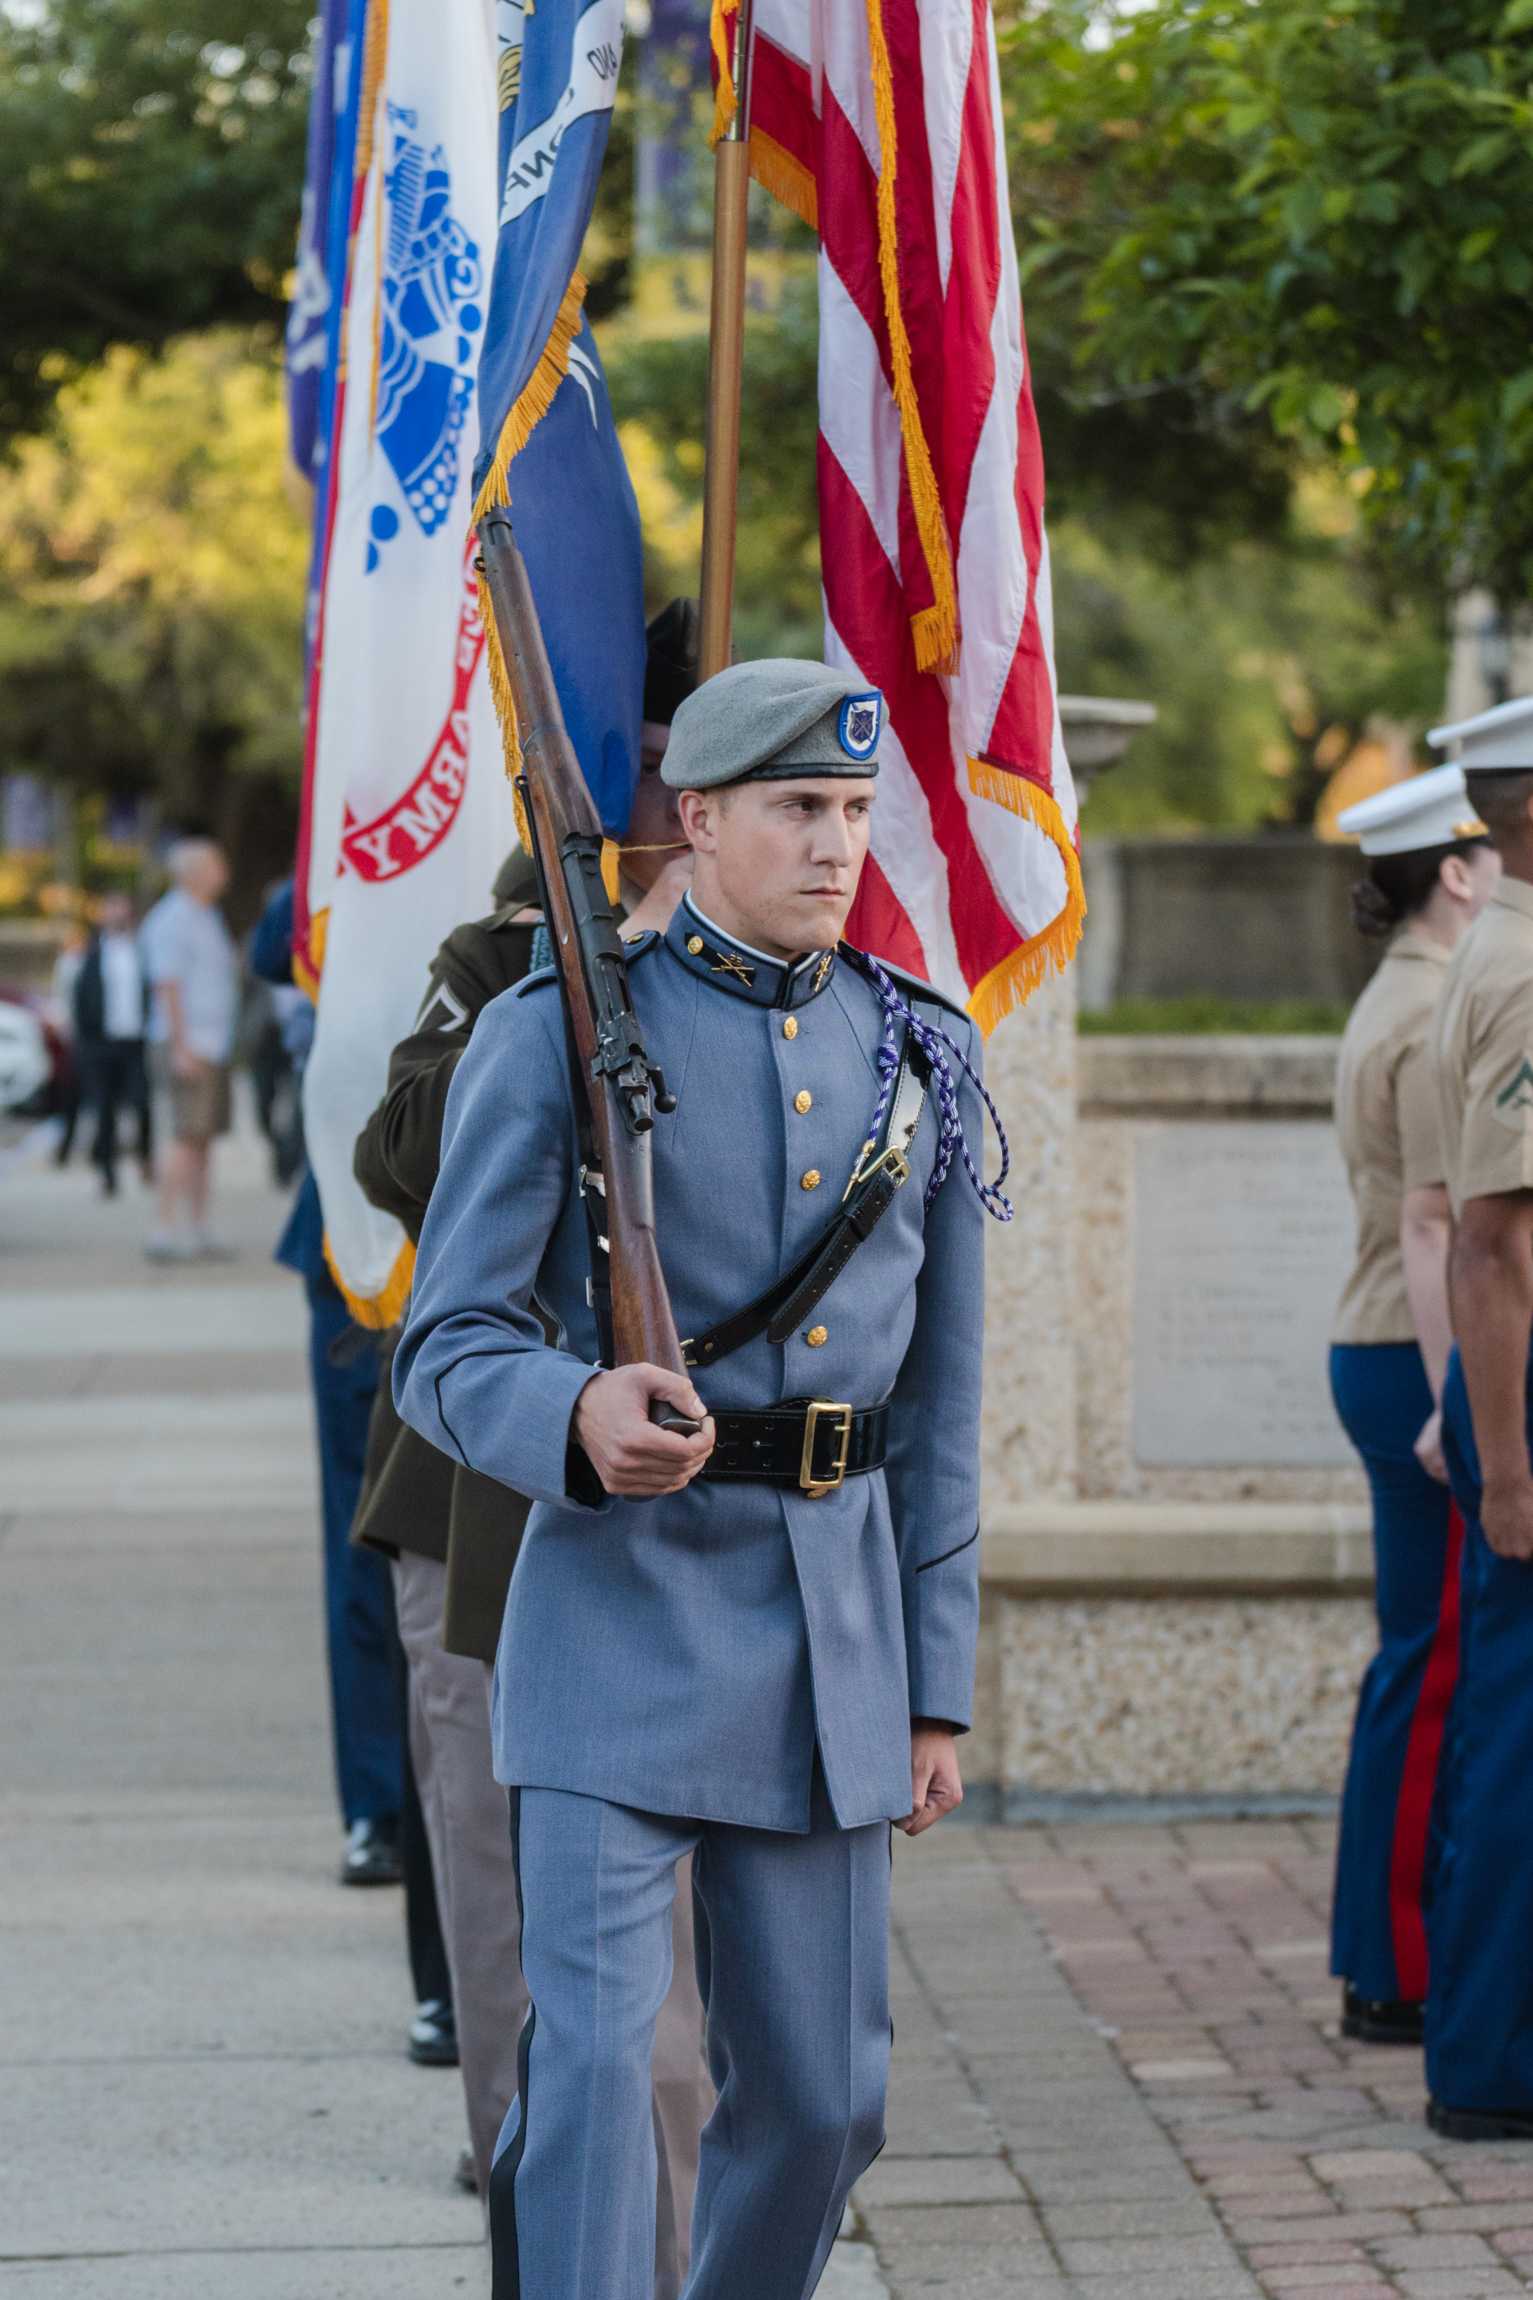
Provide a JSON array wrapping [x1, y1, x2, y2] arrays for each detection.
[[666, 900, 839, 1011]]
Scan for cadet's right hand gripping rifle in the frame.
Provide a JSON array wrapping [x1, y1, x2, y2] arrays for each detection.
[[477, 511, 697, 1435]]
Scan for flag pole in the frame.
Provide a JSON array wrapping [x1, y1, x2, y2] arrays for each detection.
[[698, 0, 756, 684]]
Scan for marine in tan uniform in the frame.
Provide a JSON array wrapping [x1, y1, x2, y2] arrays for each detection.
[[1327, 767, 1498, 2044], [1419, 697, 1533, 2139]]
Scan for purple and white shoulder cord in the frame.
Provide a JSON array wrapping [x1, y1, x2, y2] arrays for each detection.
[[848, 952, 1014, 1222]]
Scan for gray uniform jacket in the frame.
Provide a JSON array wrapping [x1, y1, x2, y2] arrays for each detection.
[[394, 901, 986, 1833]]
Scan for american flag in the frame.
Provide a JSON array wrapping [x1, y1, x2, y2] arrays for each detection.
[[717, 0, 1082, 1031]]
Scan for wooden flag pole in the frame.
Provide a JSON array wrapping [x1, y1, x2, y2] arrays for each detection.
[[698, 0, 756, 683]]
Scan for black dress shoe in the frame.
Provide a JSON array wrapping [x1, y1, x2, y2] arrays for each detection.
[[1341, 1985, 1424, 2045], [409, 1996, 459, 2067], [339, 1818, 403, 1887], [1428, 2096, 1533, 2141]]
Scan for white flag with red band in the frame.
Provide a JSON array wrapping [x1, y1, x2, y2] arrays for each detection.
[[719, 0, 1082, 1030], [298, 0, 519, 1324]]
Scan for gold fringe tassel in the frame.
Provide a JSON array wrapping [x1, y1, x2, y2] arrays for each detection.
[[864, 0, 959, 677], [323, 1230, 417, 1333], [749, 128, 818, 230], [294, 905, 330, 1002], [709, 0, 738, 145], [471, 273, 589, 525], [963, 762, 1087, 1037], [354, 0, 390, 177], [471, 269, 589, 834]]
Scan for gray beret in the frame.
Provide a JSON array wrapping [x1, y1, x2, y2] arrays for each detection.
[[661, 658, 883, 790]]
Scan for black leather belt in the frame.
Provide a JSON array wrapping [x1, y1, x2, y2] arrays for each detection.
[[699, 1399, 889, 1498]]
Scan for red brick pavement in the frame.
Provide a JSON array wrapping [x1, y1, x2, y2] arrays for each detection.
[[1011, 1818, 1533, 2300]]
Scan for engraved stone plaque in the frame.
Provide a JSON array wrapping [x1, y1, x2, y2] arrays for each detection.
[[1133, 1121, 1354, 1467]]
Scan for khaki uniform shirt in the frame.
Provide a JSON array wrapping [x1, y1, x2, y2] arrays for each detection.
[[1333, 928, 1452, 1345], [1434, 877, 1533, 1220]]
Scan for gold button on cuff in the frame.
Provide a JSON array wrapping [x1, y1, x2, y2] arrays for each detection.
[[794, 1090, 813, 1115], [806, 1325, 828, 1348], [686, 934, 704, 955], [800, 1169, 822, 1192], [782, 1015, 798, 1040]]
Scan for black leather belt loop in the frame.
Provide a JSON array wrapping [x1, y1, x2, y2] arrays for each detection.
[[699, 1399, 889, 1497]]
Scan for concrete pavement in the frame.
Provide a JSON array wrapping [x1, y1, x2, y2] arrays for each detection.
[[4, 1119, 1530, 2299]]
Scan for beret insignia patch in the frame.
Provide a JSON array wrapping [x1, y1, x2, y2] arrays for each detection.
[[837, 692, 882, 761]]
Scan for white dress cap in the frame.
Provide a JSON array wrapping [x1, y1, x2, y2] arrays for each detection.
[[1427, 694, 1533, 774], [1336, 762, 1485, 857]]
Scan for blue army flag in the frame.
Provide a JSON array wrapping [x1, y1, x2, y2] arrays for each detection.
[[472, 0, 645, 837], [284, 0, 369, 490]]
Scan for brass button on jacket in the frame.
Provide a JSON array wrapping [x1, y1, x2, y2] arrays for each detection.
[[794, 1090, 813, 1115], [805, 1325, 828, 1348], [800, 1169, 822, 1192], [686, 934, 705, 955], [782, 1015, 798, 1040]]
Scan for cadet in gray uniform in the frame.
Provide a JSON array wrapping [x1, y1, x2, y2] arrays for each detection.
[[395, 659, 1004, 2299]]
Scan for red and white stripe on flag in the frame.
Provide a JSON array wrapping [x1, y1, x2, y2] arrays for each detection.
[[717, 0, 1082, 1030]]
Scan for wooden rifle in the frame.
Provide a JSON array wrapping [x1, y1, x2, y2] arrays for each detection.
[[476, 510, 697, 1434]]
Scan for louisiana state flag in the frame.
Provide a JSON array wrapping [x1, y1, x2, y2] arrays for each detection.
[[472, 0, 644, 836]]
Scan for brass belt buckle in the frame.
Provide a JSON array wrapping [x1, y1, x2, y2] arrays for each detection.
[[843, 1140, 911, 1204], [801, 1400, 854, 1498]]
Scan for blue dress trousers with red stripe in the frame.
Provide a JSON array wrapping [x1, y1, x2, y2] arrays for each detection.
[[1329, 1342, 1463, 2007], [1425, 1345, 1533, 2112]]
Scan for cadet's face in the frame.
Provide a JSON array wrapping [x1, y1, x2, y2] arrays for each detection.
[[681, 777, 877, 958]]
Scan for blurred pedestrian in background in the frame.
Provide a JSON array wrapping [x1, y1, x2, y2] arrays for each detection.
[[71, 890, 152, 1197], [45, 919, 88, 1168], [1328, 766, 1498, 2046], [141, 837, 240, 1261]]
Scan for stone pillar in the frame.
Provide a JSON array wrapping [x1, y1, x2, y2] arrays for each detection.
[[972, 698, 1153, 1801], [979, 698, 1153, 1516], [982, 975, 1079, 1510]]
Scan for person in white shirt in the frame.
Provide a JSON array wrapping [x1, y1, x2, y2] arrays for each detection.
[[71, 891, 152, 1196], [140, 838, 241, 1259]]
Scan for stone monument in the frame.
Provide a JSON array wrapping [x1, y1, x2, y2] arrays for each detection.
[[972, 700, 1373, 1814]]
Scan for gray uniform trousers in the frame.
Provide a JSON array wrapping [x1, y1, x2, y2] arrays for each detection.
[[391, 1552, 711, 2290], [490, 1773, 891, 2300]]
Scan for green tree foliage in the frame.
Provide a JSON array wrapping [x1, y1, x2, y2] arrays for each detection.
[[0, 0, 312, 446], [0, 330, 306, 863], [1054, 495, 1444, 831], [999, 0, 1533, 600]]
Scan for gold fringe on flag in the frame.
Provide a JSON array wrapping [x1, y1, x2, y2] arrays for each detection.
[[864, 0, 959, 678], [294, 905, 330, 1001], [471, 273, 589, 524], [749, 127, 817, 231], [709, 0, 738, 145], [963, 761, 1087, 1037], [470, 269, 590, 833], [324, 1230, 417, 1333], [354, 0, 390, 176]]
